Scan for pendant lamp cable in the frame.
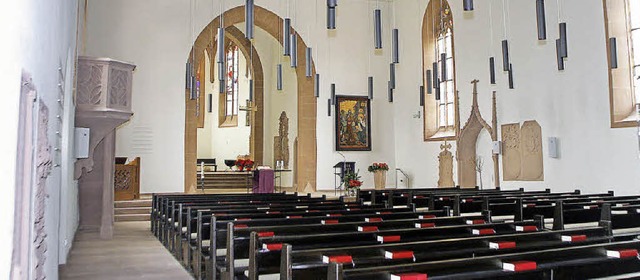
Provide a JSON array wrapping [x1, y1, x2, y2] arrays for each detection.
[[501, 0, 508, 39], [489, 0, 494, 55], [368, 0, 372, 76], [556, 0, 562, 22]]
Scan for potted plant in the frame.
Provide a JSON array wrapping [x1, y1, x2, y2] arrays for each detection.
[[368, 162, 389, 190], [342, 170, 362, 197]]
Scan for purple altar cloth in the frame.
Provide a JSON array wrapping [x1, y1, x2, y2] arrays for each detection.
[[253, 169, 275, 193]]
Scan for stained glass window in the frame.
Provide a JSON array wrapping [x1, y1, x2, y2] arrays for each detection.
[[436, 7, 455, 129], [225, 44, 239, 117]]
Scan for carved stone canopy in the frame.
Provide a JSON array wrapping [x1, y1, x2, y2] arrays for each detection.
[[456, 80, 500, 188]]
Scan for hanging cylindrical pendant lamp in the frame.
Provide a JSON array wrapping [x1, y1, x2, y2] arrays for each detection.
[[609, 37, 618, 69], [535, 0, 546, 40], [440, 53, 447, 81], [368, 76, 374, 100], [190, 76, 197, 100], [283, 18, 291, 56], [217, 28, 225, 65], [327, 0, 337, 29], [327, 7, 336, 29], [389, 63, 396, 89], [290, 33, 298, 67], [388, 81, 394, 103], [489, 57, 496, 84], [392, 29, 399, 63], [435, 79, 441, 100], [463, 0, 474, 11], [249, 79, 254, 102], [328, 98, 332, 116], [374, 9, 383, 49], [245, 0, 254, 39], [508, 64, 514, 89], [432, 62, 439, 89], [208, 93, 213, 113], [185, 62, 192, 90], [219, 78, 225, 94], [306, 48, 313, 77], [277, 64, 283, 90], [556, 39, 565, 70], [314, 73, 320, 97], [419, 86, 425, 106], [426, 70, 433, 94], [331, 83, 336, 105], [501, 40, 510, 71], [559, 23, 568, 58]]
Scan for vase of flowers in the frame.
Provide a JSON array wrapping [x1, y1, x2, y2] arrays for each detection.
[[368, 162, 389, 190], [235, 159, 254, 171], [342, 170, 362, 197]]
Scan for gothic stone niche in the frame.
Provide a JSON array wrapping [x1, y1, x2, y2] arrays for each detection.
[[438, 142, 455, 187], [501, 120, 544, 181], [274, 111, 290, 169], [456, 80, 500, 188]]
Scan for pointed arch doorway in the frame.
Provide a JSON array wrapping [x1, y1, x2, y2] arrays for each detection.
[[184, 5, 317, 193]]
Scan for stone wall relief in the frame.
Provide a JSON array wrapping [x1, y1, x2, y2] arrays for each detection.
[[501, 120, 544, 181], [274, 111, 290, 169]]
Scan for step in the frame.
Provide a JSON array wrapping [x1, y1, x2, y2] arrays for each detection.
[[115, 214, 150, 222], [115, 207, 151, 215], [114, 199, 152, 208]]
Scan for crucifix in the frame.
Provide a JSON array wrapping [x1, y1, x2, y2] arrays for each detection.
[[239, 99, 257, 126]]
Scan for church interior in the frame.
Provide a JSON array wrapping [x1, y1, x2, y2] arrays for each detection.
[[2, 0, 640, 279]]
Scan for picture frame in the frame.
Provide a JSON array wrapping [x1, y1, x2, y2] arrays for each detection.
[[334, 95, 372, 151]]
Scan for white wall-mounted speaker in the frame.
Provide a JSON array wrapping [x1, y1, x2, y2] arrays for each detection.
[[74, 127, 90, 159], [492, 141, 502, 155], [548, 137, 559, 158]]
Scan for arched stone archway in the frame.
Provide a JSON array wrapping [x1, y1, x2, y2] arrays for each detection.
[[184, 5, 317, 193]]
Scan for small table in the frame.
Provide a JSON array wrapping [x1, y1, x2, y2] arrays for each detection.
[[273, 169, 292, 193]]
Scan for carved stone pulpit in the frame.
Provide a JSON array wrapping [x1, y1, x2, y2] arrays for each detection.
[[75, 57, 135, 239]]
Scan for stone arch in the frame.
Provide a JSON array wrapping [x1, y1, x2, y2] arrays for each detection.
[[184, 5, 317, 193], [456, 80, 500, 188]]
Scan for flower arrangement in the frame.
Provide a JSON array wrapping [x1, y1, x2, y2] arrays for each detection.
[[235, 159, 255, 171], [342, 170, 362, 196], [367, 162, 389, 173]]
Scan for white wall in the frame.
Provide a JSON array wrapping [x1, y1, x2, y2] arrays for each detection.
[[0, 0, 80, 278], [87, 0, 398, 193], [393, 0, 640, 194]]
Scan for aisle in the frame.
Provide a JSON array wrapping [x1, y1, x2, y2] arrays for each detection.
[[60, 222, 192, 280]]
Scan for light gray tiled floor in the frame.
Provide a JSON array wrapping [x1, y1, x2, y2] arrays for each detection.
[[60, 222, 192, 280]]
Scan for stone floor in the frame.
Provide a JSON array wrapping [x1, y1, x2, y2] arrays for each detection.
[[60, 222, 192, 280]]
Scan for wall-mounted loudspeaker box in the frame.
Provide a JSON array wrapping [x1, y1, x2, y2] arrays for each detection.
[[548, 137, 559, 158], [492, 141, 502, 155], [74, 127, 90, 159]]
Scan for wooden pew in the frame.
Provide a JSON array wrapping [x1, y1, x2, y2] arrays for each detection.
[[327, 240, 640, 280], [273, 226, 611, 279]]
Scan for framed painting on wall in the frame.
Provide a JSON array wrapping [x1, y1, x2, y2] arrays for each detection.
[[335, 95, 372, 151]]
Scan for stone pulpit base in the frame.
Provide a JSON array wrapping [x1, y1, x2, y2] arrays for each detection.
[[75, 57, 135, 239]]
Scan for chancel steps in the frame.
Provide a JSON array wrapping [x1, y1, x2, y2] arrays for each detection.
[[114, 199, 151, 222]]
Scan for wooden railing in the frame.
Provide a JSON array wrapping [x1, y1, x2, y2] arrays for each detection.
[[114, 157, 140, 201]]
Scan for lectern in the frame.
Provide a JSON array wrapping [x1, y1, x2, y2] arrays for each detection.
[[333, 161, 355, 195]]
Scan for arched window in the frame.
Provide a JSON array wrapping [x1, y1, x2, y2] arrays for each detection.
[[605, 0, 640, 127], [226, 44, 239, 117], [422, 0, 457, 140], [219, 43, 240, 127]]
